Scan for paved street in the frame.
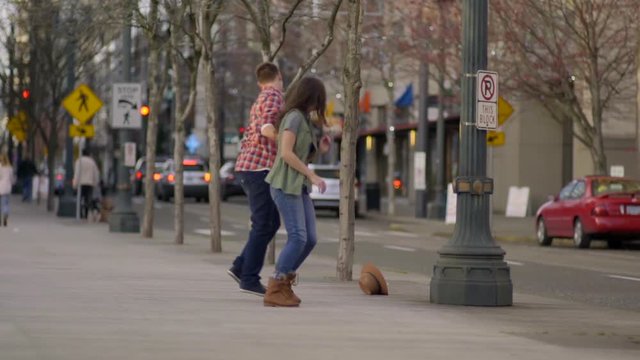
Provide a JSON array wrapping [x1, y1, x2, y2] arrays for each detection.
[[1, 197, 639, 360]]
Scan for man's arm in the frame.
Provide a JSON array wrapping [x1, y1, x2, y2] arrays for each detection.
[[259, 92, 283, 134]]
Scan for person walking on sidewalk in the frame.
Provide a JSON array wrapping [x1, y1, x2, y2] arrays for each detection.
[[16, 155, 37, 202], [72, 148, 100, 219], [0, 154, 16, 227], [228, 62, 284, 296], [264, 77, 331, 307]]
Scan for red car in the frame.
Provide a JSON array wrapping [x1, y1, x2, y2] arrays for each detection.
[[536, 176, 640, 248]]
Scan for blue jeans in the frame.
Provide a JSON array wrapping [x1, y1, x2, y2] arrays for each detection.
[[232, 171, 280, 286], [270, 186, 317, 276], [22, 177, 33, 202], [0, 194, 9, 216]]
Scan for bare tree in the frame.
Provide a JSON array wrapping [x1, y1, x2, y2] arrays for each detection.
[[196, 0, 225, 252], [493, 0, 640, 174], [139, 0, 170, 238], [4, 0, 118, 212], [237, 0, 343, 93], [166, 0, 201, 244], [336, 0, 363, 281]]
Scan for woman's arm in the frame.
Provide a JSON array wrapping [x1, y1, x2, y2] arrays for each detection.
[[280, 130, 326, 193]]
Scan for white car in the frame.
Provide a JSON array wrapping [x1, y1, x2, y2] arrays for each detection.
[[309, 164, 359, 217]]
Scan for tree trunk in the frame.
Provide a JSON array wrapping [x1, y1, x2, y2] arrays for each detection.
[[385, 88, 396, 216], [172, 85, 185, 245], [337, 0, 363, 282], [46, 131, 57, 212], [141, 42, 164, 238], [203, 54, 222, 253]]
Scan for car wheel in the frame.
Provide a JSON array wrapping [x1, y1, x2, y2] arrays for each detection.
[[573, 219, 591, 249], [607, 240, 623, 249], [536, 217, 552, 246]]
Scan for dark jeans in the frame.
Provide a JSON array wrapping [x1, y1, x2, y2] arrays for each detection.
[[80, 185, 94, 219], [22, 177, 33, 202], [232, 171, 280, 286]]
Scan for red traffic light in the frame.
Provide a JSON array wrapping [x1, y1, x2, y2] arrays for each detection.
[[140, 105, 150, 116], [239, 126, 246, 135], [21, 89, 30, 100]]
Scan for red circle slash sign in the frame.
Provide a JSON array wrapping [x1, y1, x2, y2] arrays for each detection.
[[481, 75, 495, 101]]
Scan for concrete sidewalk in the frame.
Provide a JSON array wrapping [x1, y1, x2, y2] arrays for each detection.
[[1, 199, 639, 360]]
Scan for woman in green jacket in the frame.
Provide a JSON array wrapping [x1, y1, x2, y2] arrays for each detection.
[[264, 77, 330, 307]]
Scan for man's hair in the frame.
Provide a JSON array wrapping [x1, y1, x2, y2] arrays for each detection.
[[255, 62, 280, 84]]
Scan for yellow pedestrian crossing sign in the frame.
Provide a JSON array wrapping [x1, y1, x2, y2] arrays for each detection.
[[62, 84, 103, 124], [69, 124, 95, 138], [7, 111, 27, 141]]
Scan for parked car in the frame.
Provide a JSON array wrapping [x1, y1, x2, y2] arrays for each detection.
[[155, 157, 211, 202], [220, 161, 245, 201], [308, 164, 359, 217], [133, 155, 169, 195], [536, 176, 640, 249]]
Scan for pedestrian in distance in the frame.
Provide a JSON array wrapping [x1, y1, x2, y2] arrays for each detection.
[[16, 155, 37, 202], [264, 77, 332, 307], [72, 148, 100, 220], [0, 154, 16, 227], [228, 62, 284, 296]]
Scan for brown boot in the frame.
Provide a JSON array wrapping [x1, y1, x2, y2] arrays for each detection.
[[264, 277, 299, 307], [285, 273, 301, 305]]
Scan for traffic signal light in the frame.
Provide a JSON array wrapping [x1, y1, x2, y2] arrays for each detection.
[[21, 89, 30, 100], [139, 104, 150, 116], [238, 126, 246, 139]]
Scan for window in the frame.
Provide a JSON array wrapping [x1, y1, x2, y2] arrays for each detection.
[[569, 181, 586, 199], [593, 179, 640, 196], [559, 180, 576, 200]]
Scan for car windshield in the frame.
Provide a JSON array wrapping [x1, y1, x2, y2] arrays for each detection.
[[184, 164, 206, 172], [592, 179, 640, 196], [315, 169, 340, 179]]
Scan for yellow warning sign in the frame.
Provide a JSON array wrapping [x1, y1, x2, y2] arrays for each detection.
[[62, 84, 103, 124], [69, 124, 95, 138], [487, 130, 505, 147], [7, 111, 27, 141], [498, 96, 514, 126]]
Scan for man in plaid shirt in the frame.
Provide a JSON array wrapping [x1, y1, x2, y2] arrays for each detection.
[[228, 63, 283, 296]]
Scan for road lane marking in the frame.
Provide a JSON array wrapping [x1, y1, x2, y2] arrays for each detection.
[[384, 231, 418, 238], [231, 224, 246, 230], [193, 229, 236, 237], [322, 237, 338, 243], [505, 260, 524, 266], [607, 275, 640, 282], [355, 231, 377, 237], [384, 245, 416, 252]]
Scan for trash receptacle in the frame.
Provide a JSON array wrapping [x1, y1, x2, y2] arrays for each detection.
[[366, 183, 380, 210]]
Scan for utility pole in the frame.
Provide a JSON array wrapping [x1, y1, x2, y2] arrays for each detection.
[[415, 62, 429, 218], [57, 27, 77, 218], [426, 0, 449, 220], [429, 0, 512, 306], [109, 13, 140, 233]]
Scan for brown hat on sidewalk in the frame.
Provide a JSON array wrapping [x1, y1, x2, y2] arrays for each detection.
[[359, 263, 388, 295]]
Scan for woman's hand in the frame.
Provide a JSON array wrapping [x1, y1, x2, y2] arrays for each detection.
[[310, 173, 327, 194]]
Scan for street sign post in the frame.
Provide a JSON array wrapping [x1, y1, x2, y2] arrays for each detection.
[[62, 84, 103, 123], [111, 83, 142, 129], [476, 70, 498, 130]]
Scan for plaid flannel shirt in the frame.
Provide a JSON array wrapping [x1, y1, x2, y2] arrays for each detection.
[[235, 86, 283, 172]]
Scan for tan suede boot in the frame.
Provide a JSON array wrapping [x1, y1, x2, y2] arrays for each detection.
[[264, 277, 299, 307], [285, 273, 301, 305]]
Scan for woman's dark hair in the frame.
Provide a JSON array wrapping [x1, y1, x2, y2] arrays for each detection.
[[276, 77, 327, 130]]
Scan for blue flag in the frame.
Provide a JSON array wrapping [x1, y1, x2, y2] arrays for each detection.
[[395, 84, 414, 108]]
